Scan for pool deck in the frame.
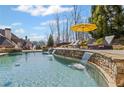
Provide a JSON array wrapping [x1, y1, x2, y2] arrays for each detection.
[[0, 53, 8, 56], [85, 50, 124, 60], [0, 50, 43, 56], [22, 50, 43, 53], [55, 48, 124, 60]]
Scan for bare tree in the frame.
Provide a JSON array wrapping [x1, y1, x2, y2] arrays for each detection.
[[49, 21, 55, 36], [71, 5, 82, 40], [54, 12, 61, 44], [65, 16, 69, 42], [62, 22, 65, 42]]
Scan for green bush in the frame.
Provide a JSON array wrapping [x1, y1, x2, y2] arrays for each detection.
[[94, 38, 104, 45], [47, 34, 54, 47], [0, 48, 22, 53], [42, 47, 48, 52], [79, 40, 88, 46]]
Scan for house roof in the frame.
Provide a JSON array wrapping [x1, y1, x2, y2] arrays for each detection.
[[11, 33, 21, 43], [0, 28, 33, 48], [0, 35, 14, 47]]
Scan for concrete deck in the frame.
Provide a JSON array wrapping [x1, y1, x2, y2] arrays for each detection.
[[0, 50, 42, 56], [0, 53, 8, 56], [22, 50, 43, 52], [55, 48, 124, 60]]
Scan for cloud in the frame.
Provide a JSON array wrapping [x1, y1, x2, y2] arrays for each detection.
[[0, 24, 11, 29], [29, 33, 46, 41], [33, 26, 45, 30], [40, 19, 67, 26], [0, 22, 22, 29], [12, 5, 73, 16], [40, 20, 56, 26], [42, 6, 73, 16], [11, 22, 22, 26], [15, 28, 25, 34]]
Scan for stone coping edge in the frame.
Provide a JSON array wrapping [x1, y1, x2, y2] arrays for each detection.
[[0, 50, 43, 56], [88, 62, 116, 87]]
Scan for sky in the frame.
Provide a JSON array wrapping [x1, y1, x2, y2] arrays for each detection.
[[0, 5, 91, 41]]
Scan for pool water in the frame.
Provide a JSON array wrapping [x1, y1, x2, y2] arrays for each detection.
[[0, 52, 98, 87]]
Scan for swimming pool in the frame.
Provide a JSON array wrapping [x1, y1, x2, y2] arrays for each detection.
[[0, 52, 98, 87]]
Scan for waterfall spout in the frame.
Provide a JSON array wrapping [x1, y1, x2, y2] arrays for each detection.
[[81, 52, 93, 65]]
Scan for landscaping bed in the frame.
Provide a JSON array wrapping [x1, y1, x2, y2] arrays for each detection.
[[0, 48, 22, 53]]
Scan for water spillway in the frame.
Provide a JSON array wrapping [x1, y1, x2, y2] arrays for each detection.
[[81, 52, 93, 65]]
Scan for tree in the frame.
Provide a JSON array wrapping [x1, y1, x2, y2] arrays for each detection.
[[90, 5, 124, 39], [62, 15, 70, 42], [54, 12, 61, 44], [111, 6, 124, 37], [49, 21, 55, 36], [47, 34, 54, 47], [71, 5, 82, 40], [90, 6, 108, 39]]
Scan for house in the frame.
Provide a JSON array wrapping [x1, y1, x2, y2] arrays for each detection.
[[0, 28, 33, 49]]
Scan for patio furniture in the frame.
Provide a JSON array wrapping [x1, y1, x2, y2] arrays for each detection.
[[88, 35, 114, 49], [73, 40, 80, 48]]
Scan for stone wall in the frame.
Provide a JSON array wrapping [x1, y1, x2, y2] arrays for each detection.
[[113, 59, 124, 86], [88, 53, 124, 87], [54, 48, 124, 87], [54, 49, 84, 59], [88, 53, 117, 81]]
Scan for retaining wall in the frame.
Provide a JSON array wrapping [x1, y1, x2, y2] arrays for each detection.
[[54, 48, 124, 87]]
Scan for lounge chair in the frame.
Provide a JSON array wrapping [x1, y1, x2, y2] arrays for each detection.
[[99, 35, 114, 49], [68, 41, 75, 46], [88, 35, 114, 49], [73, 40, 80, 48]]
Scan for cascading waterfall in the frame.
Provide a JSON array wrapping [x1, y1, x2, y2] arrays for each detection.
[[81, 52, 93, 65], [69, 52, 93, 70], [52, 49, 56, 54]]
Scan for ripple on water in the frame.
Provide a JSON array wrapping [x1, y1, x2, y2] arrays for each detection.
[[4, 81, 12, 87], [0, 52, 98, 87]]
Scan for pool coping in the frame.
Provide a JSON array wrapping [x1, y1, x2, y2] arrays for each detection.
[[0, 53, 8, 56], [0, 50, 43, 56], [87, 62, 116, 87], [54, 48, 124, 60]]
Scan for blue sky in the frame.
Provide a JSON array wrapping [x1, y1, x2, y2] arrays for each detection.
[[0, 5, 91, 41]]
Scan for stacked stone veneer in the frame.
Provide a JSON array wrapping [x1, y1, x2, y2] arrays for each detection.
[[88, 53, 117, 85], [54, 49, 84, 59], [88, 53, 124, 87], [54, 49, 124, 87], [113, 59, 124, 87]]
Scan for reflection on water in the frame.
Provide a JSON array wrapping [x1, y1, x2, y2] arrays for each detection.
[[0, 52, 98, 87], [0, 55, 19, 70]]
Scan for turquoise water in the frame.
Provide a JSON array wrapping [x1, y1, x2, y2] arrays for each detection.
[[0, 52, 98, 87]]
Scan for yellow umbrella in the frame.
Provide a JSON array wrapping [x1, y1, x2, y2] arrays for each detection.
[[70, 23, 97, 32]]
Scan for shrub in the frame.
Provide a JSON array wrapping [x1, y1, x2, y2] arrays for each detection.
[[0, 48, 22, 53], [47, 34, 54, 47], [42, 46, 48, 52], [93, 38, 104, 45]]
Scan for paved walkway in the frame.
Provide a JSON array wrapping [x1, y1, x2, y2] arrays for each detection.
[[55, 48, 124, 60], [22, 50, 42, 52], [85, 50, 124, 60], [0, 53, 8, 56]]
